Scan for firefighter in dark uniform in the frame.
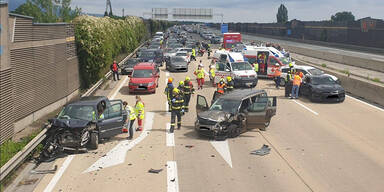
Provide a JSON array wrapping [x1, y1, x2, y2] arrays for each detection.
[[164, 78, 174, 112], [285, 69, 294, 97], [170, 88, 184, 133], [183, 76, 195, 112], [226, 76, 234, 92]]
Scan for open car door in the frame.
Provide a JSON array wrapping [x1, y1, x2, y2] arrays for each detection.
[[245, 96, 276, 130], [98, 100, 124, 139], [196, 95, 209, 115]]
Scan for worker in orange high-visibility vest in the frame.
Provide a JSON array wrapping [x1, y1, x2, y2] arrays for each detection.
[[217, 78, 226, 94], [291, 72, 302, 99], [272, 64, 282, 89]]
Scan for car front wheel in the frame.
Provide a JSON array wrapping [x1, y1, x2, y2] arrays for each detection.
[[280, 78, 286, 86], [88, 132, 99, 150]]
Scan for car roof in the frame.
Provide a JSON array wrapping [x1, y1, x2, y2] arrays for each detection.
[[219, 89, 266, 101], [69, 96, 108, 106], [134, 62, 155, 69], [176, 51, 188, 54]]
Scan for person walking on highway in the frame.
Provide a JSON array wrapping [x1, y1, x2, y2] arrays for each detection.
[[164, 78, 174, 112], [226, 76, 234, 92], [110, 60, 120, 81], [191, 48, 196, 61], [135, 96, 145, 131], [194, 64, 208, 90], [123, 101, 136, 140], [254, 62, 259, 75], [272, 64, 282, 89], [291, 72, 302, 99], [170, 88, 184, 133], [183, 77, 195, 112]]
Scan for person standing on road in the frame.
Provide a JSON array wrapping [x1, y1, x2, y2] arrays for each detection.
[[217, 78, 226, 95], [272, 64, 281, 89], [110, 60, 120, 81], [285, 70, 293, 97], [164, 78, 174, 112], [183, 77, 195, 112], [254, 62, 259, 75], [209, 64, 216, 87], [123, 101, 136, 140], [194, 64, 207, 90], [170, 88, 184, 133], [226, 76, 234, 92], [135, 96, 145, 131], [191, 48, 196, 61], [291, 72, 302, 99]]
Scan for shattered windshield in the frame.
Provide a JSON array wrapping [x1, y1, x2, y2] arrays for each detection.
[[210, 99, 241, 114], [57, 105, 95, 121]]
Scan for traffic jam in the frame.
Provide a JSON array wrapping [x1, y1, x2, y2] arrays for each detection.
[[37, 24, 347, 163]]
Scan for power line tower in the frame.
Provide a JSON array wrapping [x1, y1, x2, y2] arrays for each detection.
[[104, 0, 113, 17]]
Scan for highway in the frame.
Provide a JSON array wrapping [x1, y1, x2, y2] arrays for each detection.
[[21, 43, 384, 192]]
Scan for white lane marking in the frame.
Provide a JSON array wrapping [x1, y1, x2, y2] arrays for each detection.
[[167, 161, 179, 192], [43, 155, 74, 192], [110, 76, 129, 99], [210, 140, 233, 168], [346, 95, 384, 112], [84, 112, 154, 173], [166, 123, 175, 147], [166, 72, 170, 77], [293, 100, 319, 115]]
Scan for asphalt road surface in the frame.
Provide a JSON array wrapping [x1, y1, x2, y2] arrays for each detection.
[[24, 47, 384, 192]]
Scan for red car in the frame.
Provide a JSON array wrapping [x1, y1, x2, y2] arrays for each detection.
[[128, 62, 160, 94]]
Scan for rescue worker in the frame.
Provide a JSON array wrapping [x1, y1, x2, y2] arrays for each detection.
[[164, 78, 174, 112], [254, 62, 259, 74], [170, 88, 184, 133], [226, 76, 234, 92], [177, 81, 185, 102], [299, 71, 304, 78], [217, 78, 226, 95], [194, 64, 207, 90], [285, 70, 293, 97], [135, 96, 145, 131], [291, 72, 302, 99], [209, 64, 216, 86], [123, 101, 136, 140], [110, 60, 120, 81], [191, 48, 196, 61], [183, 77, 195, 112], [272, 64, 281, 89], [207, 44, 212, 57]]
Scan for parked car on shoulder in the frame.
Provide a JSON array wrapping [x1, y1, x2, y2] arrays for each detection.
[[128, 62, 160, 94], [195, 89, 277, 140]]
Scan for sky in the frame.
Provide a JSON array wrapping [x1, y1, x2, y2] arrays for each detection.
[[7, 0, 384, 22]]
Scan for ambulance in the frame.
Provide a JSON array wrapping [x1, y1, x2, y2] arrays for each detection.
[[212, 50, 258, 88], [242, 46, 292, 78]]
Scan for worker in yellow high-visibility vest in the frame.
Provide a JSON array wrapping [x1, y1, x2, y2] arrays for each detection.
[[123, 101, 136, 140], [135, 96, 145, 131]]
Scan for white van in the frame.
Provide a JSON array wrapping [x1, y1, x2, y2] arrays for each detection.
[[213, 50, 258, 87]]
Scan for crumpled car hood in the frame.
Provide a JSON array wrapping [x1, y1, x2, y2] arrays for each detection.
[[50, 118, 90, 129], [198, 110, 229, 122]]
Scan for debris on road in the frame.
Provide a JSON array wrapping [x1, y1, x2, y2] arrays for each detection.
[[185, 145, 194, 148], [211, 155, 215, 157], [171, 178, 176, 182], [148, 168, 163, 174], [250, 144, 271, 156], [30, 165, 58, 174]]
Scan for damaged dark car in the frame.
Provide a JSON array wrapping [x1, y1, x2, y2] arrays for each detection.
[[38, 96, 126, 162], [195, 90, 277, 140]]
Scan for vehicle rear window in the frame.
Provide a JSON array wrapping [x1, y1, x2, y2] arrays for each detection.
[[312, 76, 336, 85], [132, 69, 153, 78]]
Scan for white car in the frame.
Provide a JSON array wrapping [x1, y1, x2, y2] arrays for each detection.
[[280, 65, 340, 86]]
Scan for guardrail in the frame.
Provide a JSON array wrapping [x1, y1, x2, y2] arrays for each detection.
[[0, 41, 146, 182]]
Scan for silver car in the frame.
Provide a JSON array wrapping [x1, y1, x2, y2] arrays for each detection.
[[166, 56, 188, 72]]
